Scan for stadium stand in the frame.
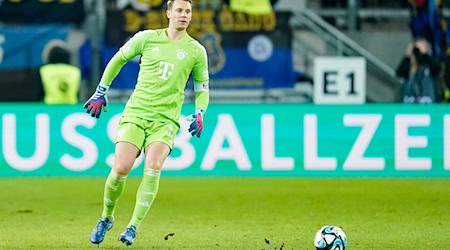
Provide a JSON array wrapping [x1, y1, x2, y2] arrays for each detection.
[[2, 0, 449, 103]]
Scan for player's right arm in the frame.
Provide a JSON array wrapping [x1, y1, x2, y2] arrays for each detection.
[[84, 31, 150, 118]]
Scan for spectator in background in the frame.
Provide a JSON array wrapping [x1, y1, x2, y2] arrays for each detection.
[[409, 0, 447, 61], [396, 38, 441, 103], [223, 0, 278, 14], [39, 41, 81, 104]]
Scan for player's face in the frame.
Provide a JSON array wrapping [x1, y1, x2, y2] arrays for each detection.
[[167, 0, 192, 31]]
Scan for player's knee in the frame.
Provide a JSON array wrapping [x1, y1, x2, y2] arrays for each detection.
[[144, 159, 163, 170], [114, 165, 132, 175], [114, 167, 131, 175], [113, 160, 133, 175]]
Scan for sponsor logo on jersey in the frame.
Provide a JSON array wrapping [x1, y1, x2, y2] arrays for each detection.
[[158, 61, 175, 80]]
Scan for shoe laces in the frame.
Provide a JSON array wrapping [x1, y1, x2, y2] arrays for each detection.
[[124, 226, 137, 238], [96, 218, 111, 231]]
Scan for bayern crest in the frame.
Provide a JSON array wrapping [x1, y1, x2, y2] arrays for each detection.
[[176, 49, 187, 60]]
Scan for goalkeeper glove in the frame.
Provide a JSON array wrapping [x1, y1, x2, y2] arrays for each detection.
[[187, 109, 204, 138], [84, 84, 109, 118]]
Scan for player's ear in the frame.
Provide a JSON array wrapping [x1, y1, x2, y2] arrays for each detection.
[[166, 9, 171, 19]]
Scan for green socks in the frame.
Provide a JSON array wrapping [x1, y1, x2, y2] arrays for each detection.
[[128, 169, 161, 229], [101, 170, 128, 219], [100, 169, 160, 230]]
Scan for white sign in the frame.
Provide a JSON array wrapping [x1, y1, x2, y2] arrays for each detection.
[[313, 57, 366, 104], [247, 35, 273, 62]]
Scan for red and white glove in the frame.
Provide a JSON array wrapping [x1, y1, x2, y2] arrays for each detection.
[[84, 84, 109, 119], [187, 109, 204, 138]]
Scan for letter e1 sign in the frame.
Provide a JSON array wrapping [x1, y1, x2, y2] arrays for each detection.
[[313, 57, 366, 104]]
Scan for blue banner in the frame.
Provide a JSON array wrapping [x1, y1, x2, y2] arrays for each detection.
[[0, 25, 70, 70], [210, 47, 294, 89]]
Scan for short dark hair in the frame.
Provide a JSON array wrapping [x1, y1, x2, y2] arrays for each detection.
[[167, 0, 193, 10], [48, 46, 70, 64]]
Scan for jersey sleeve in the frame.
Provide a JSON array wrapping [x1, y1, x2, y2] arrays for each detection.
[[193, 43, 210, 92], [192, 43, 210, 112], [119, 30, 151, 60], [99, 30, 151, 86]]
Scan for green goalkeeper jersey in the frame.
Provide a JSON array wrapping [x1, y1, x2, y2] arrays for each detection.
[[100, 29, 209, 127]]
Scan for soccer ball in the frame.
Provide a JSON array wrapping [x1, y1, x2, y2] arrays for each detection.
[[314, 225, 347, 250]]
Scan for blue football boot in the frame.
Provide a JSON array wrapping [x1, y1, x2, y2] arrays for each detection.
[[90, 217, 114, 244], [118, 225, 137, 246]]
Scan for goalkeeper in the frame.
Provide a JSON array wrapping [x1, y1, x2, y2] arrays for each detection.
[[85, 0, 209, 246]]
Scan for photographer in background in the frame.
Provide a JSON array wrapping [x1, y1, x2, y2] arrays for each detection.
[[396, 38, 441, 103], [409, 0, 447, 61]]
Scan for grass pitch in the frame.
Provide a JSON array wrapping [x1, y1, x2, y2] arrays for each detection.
[[0, 177, 449, 249]]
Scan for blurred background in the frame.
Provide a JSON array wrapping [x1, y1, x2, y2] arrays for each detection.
[[3, 0, 447, 104]]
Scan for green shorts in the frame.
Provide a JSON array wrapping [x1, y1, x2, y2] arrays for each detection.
[[115, 116, 179, 150]]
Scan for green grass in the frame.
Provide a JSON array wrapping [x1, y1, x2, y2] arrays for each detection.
[[0, 178, 449, 249]]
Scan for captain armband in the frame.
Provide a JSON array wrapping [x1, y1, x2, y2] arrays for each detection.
[[194, 82, 209, 92]]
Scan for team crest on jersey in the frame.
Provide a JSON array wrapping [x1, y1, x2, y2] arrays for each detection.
[[176, 49, 187, 60]]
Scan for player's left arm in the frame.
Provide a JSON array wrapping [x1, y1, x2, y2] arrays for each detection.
[[188, 44, 209, 138]]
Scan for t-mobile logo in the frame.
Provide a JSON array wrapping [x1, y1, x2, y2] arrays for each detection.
[[158, 61, 174, 80]]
